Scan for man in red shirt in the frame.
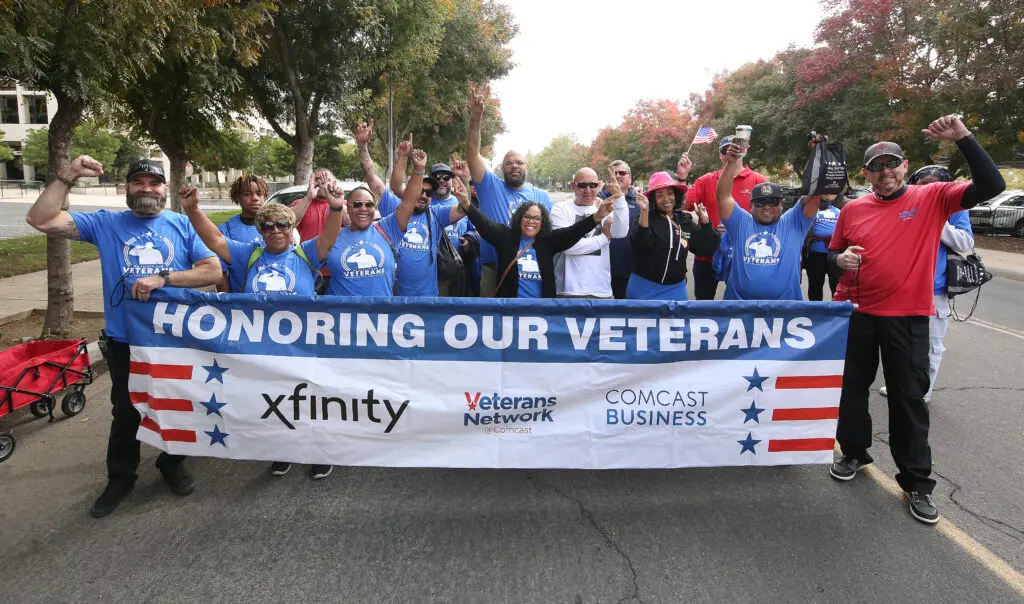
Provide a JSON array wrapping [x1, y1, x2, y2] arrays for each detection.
[[684, 135, 768, 299], [291, 168, 345, 292], [827, 115, 1005, 525]]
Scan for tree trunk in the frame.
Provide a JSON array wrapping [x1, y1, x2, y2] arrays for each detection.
[[41, 93, 82, 339], [163, 146, 187, 213], [293, 134, 314, 185]]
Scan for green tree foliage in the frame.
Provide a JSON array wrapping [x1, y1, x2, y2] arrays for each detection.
[[591, 100, 696, 179], [313, 135, 362, 181], [21, 128, 49, 172], [251, 135, 294, 179], [21, 121, 124, 180], [0, 131, 13, 162], [529, 135, 591, 190]]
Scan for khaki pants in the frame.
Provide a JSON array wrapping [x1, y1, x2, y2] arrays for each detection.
[[480, 263, 498, 297]]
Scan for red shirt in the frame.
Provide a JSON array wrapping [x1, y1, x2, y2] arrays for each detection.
[[291, 197, 333, 275], [684, 166, 768, 261], [829, 182, 970, 316]]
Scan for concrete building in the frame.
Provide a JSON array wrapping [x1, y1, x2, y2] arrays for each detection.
[[0, 81, 58, 183]]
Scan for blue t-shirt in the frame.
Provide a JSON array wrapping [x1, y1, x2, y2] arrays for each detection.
[[935, 210, 973, 294], [722, 204, 813, 301], [394, 205, 455, 297], [516, 237, 542, 298], [808, 205, 840, 254], [69, 209, 215, 341], [224, 238, 322, 295], [324, 213, 404, 296], [218, 215, 264, 291], [475, 171, 551, 264], [445, 216, 471, 248]]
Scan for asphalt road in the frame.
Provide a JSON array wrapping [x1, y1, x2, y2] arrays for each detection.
[[0, 281, 1021, 602]]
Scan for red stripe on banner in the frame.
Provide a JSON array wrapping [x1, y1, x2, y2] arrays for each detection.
[[768, 438, 835, 452], [771, 407, 840, 421], [139, 416, 197, 443], [129, 362, 193, 380], [129, 392, 194, 412], [775, 375, 843, 389]]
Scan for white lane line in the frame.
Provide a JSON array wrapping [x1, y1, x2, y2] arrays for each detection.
[[967, 318, 1024, 341]]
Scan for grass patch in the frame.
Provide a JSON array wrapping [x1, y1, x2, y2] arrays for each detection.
[[0, 210, 240, 279]]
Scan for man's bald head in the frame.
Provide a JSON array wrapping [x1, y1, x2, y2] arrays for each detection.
[[571, 167, 601, 206]]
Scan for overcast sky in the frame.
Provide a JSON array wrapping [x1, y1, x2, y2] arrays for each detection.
[[489, 0, 826, 157]]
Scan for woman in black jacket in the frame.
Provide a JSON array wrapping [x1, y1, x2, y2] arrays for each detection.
[[454, 177, 614, 298], [629, 171, 720, 300]]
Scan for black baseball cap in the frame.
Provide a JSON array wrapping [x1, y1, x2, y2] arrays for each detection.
[[863, 142, 905, 167], [430, 163, 454, 178], [423, 175, 440, 191], [751, 182, 783, 202], [719, 135, 735, 150], [126, 160, 166, 183]]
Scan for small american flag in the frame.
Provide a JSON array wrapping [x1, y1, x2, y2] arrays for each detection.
[[692, 126, 718, 145]]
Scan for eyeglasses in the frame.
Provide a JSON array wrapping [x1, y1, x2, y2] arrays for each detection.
[[751, 199, 782, 208], [503, 160, 526, 167], [432, 173, 453, 181], [575, 182, 600, 189], [615, 170, 630, 177], [522, 215, 543, 223], [350, 201, 376, 209], [866, 158, 903, 172], [421, 188, 436, 196], [261, 221, 293, 232]]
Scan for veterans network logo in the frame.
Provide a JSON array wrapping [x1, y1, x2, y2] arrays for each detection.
[[121, 231, 175, 276], [339, 241, 386, 278], [400, 225, 431, 252], [249, 263, 297, 293], [743, 231, 782, 267], [463, 391, 556, 433]]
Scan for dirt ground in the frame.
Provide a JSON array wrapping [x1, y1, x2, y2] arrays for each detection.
[[0, 313, 107, 351], [974, 233, 1024, 254]]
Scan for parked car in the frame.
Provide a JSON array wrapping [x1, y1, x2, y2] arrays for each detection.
[[265, 184, 308, 207], [968, 190, 1024, 237]]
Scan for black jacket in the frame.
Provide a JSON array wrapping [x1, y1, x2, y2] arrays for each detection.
[[464, 203, 599, 298], [630, 211, 720, 285]]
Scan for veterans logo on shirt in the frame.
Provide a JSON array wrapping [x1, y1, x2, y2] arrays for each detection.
[[340, 241, 386, 277], [122, 231, 176, 276], [250, 263, 296, 293], [518, 248, 541, 280], [742, 231, 782, 266], [401, 225, 430, 252]]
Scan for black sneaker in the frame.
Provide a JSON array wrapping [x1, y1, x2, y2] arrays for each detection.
[[906, 491, 940, 524], [160, 463, 195, 496], [270, 461, 292, 476], [88, 480, 135, 518], [829, 455, 868, 481], [310, 464, 333, 480]]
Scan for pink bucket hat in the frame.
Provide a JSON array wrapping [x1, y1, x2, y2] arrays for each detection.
[[644, 171, 688, 197]]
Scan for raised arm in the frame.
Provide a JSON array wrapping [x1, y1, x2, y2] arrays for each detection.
[[604, 165, 630, 238], [448, 175, 471, 224], [353, 120, 386, 201], [549, 198, 615, 253], [715, 144, 745, 222], [921, 115, 1005, 208], [25, 155, 103, 239], [394, 149, 427, 232], [461, 199, 509, 246], [290, 174, 320, 225], [316, 181, 347, 262], [390, 133, 413, 196], [801, 195, 821, 219], [180, 185, 231, 263], [466, 82, 490, 184]]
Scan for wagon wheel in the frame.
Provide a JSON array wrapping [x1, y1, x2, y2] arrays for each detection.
[[30, 399, 53, 418], [0, 432, 15, 463], [61, 390, 87, 417]]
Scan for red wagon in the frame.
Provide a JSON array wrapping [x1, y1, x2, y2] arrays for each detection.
[[0, 339, 94, 463]]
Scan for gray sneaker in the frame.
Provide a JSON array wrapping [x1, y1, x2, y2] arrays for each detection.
[[906, 491, 940, 524], [829, 454, 868, 481], [879, 386, 888, 397]]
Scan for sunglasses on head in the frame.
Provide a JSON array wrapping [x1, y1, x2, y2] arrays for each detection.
[[350, 200, 376, 209], [432, 173, 453, 181], [752, 198, 782, 207], [261, 221, 292, 232], [575, 182, 600, 189], [866, 158, 903, 172]]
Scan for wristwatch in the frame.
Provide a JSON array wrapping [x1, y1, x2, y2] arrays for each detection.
[[159, 269, 172, 286]]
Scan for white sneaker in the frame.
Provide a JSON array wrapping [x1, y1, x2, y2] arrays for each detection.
[[879, 386, 888, 397]]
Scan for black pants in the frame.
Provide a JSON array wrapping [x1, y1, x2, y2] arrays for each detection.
[[836, 313, 934, 494], [611, 276, 629, 300], [692, 259, 719, 300], [107, 339, 184, 483], [805, 251, 842, 301]]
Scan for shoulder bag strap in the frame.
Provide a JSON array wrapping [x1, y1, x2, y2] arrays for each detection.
[[493, 240, 535, 297]]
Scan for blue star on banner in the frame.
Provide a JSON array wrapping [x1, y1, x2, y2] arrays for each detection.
[[743, 368, 769, 392], [205, 425, 230, 447], [199, 394, 227, 417], [741, 401, 765, 424], [202, 359, 229, 384], [738, 432, 761, 455]]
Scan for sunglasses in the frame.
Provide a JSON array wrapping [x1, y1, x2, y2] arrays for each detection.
[[866, 158, 903, 172], [432, 173, 453, 181], [421, 188, 435, 196], [752, 199, 782, 207], [350, 201, 376, 209], [575, 182, 600, 189], [261, 221, 292, 232], [614, 170, 630, 177]]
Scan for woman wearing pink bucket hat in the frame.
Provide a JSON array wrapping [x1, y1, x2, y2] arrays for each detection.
[[627, 171, 720, 300]]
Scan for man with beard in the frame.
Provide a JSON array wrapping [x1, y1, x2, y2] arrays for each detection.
[[827, 116, 1004, 524], [25, 157, 221, 518], [716, 144, 818, 300], [465, 82, 552, 296], [551, 167, 629, 299]]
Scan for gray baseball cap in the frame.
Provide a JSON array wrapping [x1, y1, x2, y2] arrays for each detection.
[[863, 141, 905, 167]]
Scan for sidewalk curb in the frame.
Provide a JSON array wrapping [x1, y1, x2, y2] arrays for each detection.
[[989, 267, 1024, 283]]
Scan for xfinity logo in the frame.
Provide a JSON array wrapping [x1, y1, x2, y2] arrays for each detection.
[[261, 383, 409, 433]]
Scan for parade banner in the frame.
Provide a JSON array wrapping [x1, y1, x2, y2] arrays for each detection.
[[124, 290, 853, 469]]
